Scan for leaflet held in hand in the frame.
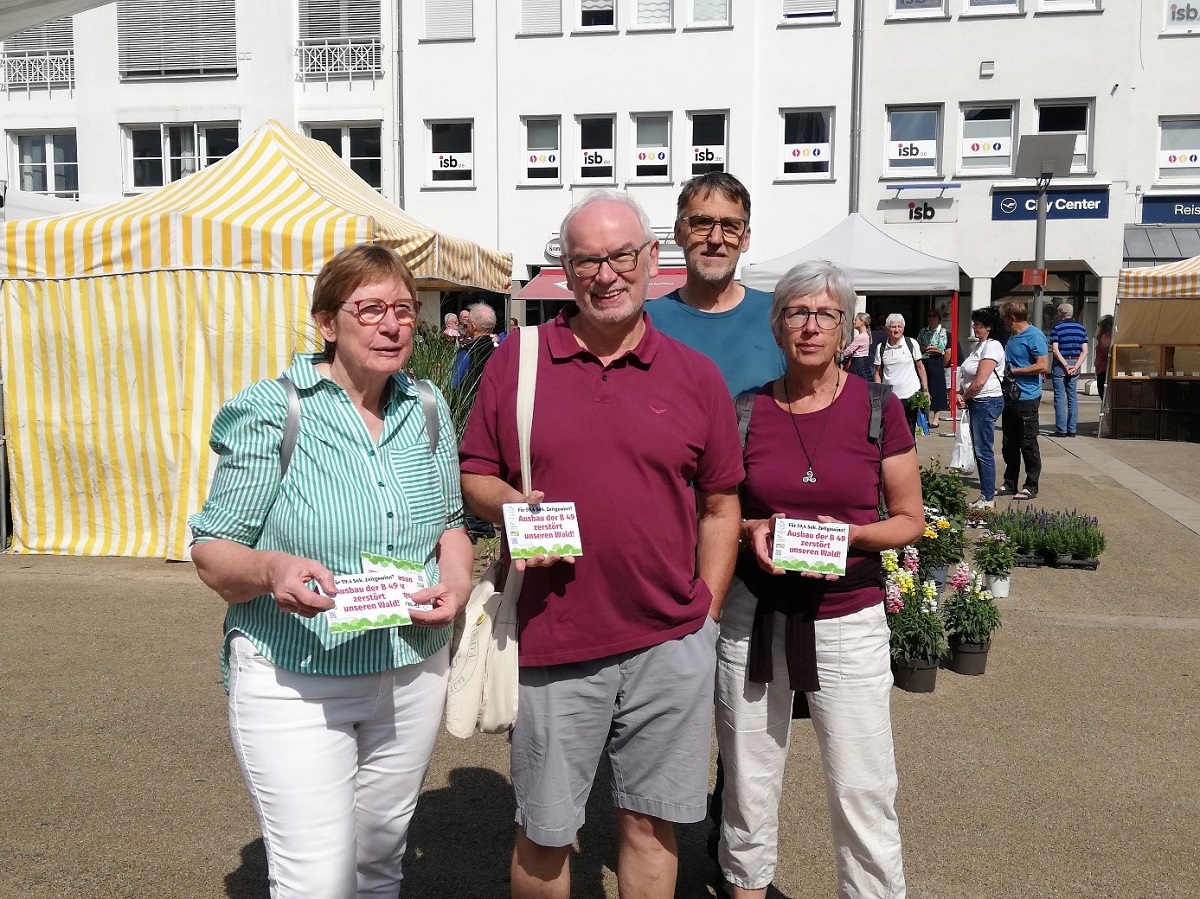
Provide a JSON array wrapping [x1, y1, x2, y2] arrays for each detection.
[[772, 519, 849, 576], [502, 502, 583, 559]]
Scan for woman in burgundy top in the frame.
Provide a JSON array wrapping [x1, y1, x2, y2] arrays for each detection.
[[716, 261, 924, 899]]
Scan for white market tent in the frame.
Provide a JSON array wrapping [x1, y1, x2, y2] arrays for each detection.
[[741, 213, 960, 294], [0, 120, 511, 558]]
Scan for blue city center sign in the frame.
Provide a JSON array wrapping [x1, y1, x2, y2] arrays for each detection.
[[991, 188, 1110, 221], [1142, 195, 1200, 224]]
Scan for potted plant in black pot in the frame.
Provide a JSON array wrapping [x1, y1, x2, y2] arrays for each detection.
[[942, 565, 1002, 676], [883, 548, 948, 693]]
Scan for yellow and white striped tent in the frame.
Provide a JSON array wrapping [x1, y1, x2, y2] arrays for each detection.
[[0, 120, 511, 558], [1116, 254, 1200, 344]]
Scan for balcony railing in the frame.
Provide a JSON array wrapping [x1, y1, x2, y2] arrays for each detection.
[[2, 49, 74, 96], [296, 38, 382, 86]]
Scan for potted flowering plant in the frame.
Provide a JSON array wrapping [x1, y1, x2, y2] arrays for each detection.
[[920, 458, 968, 521], [913, 507, 963, 585], [971, 530, 1016, 597], [941, 565, 1002, 676], [883, 547, 947, 693]]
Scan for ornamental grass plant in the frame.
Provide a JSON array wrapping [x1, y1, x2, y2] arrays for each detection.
[[942, 564, 1002, 646], [883, 548, 948, 664]]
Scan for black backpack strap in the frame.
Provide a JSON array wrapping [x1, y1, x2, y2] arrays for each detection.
[[276, 376, 300, 478], [734, 390, 757, 449], [415, 379, 440, 454], [868, 382, 892, 445]]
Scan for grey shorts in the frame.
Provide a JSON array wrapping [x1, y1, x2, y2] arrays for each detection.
[[511, 617, 719, 847]]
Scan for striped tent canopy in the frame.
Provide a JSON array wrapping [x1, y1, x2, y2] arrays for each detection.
[[0, 120, 511, 558], [1117, 254, 1200, 302]]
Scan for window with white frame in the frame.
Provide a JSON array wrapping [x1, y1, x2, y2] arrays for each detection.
[[888, 0, 945, 17], [1158, 118, 1200, 181], [298, 0, 381, 78], [578, 116, 615, 182], [14, 132, 78, 198], [1163, 0, 1199, 32], [780, 109, 832, 178], [632, 114, 670, 180], [1036, 101, 1090, 172], [636, 0, 672, 26], [521, 0, 562, 33], [580, 0, 616, 28], [425, 0, 473, 39], [117, 0, 236, 78], [964, 0, 1021, 12], [689, 0, 730, 26], [959, 104, 1014, 173], [886, 106, 940, 175], [428, 121, 474, 185], [1037, 0, 1101, 12], [308, 124, 383, 190], [782, 0, 838, 23], [523, 117, 561, 183], [126, 123, 237, 189], [2, 16, 74, 89], [689, 111, 727, 175]]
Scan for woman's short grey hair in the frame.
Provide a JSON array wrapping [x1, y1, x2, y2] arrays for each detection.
[[769, 260, 858, 347], [558, 189, 655, 259], [886, 314, 906, 328], [443, 313, 458, 326]]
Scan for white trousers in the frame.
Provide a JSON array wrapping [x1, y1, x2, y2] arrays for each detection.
[[227, 635, 449, 899], [715, 581, 906, 897]]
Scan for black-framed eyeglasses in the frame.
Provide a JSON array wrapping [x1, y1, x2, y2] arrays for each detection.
[[680, 214, 748, 240], [564, 240, 654, 279], [343, 299, 421, 326], [782, 306, 844, 332]]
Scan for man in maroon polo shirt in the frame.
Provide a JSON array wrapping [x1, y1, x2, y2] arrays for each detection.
[[460, 190, 743, 899]]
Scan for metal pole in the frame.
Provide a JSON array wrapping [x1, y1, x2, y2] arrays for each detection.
[[1033, 178, 1048, 330], [0, 371, 8, 552]]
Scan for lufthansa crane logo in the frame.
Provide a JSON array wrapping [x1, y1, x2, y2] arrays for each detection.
[[1000, 198, 1018, 215]]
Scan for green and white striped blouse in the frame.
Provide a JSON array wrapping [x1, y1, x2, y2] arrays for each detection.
[[188, 354, 465, 687]]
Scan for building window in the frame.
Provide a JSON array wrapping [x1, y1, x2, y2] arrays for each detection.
[[427, 121, 474, 185], [689, 111, 727, 175], [886, 106, 940, 175], [426, 0, 473, 39], [298, 0, 382, 79], [1163, 0, 1199, 32], [126, 123, 238, 189], [580, 0, 616, 28], [632, 114, 670, 180], [964, 0, 1021, 11], [308, 124, 383, 190], [959, 104, 1014, 173], [781, 109, 832, 178], [521, 0, 563, 33], [782, 0, 838, 22], [689, 0, 730, 26], [117, 0, 236, 79], [1158, 118, 1200, 181], [1037, 0, 1101, 11], [1036, 101, 1090, 172], [888, 0, 946, 17], [1, 16, 74, 90], [636, 0, 673, 26], [578, 116, 615, 182], [15, 132, 78, 198], [523, 117, 561, 183]]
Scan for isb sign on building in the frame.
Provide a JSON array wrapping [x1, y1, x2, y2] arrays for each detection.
[[991, 188, 1110, 220]]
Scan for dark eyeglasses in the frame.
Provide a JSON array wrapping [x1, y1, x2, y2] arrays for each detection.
[[782, 307, 844, 331], [680, 214, 748, 240], [343, 299, 421, 326], [565, 240, 654, 278]]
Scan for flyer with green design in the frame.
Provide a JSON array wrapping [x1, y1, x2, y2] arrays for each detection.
[[323, 572, 415, 633], [361, 551, 432, 611], [501, 502, 583, 559], [771, 518, 849, 576]]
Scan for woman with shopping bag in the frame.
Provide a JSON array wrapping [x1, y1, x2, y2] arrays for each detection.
[[956, 307, 1006, 510]]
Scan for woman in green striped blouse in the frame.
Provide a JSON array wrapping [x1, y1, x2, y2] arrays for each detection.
[[189, 244, 473, 899]]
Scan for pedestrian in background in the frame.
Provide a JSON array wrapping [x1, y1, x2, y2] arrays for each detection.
[[1095, 314, 1114, 400], [442, 312, 462, 343], [918, 309, 950, 428], [843, 312, 874, 380], [873, 313, 929, 436], [998, 299, 1049, 500], [1049, 303, 1089, 437], [957, 306, 1007, 509]]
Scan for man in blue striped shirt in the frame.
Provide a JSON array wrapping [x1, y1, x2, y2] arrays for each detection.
[[1049, 303, 1089, 437]]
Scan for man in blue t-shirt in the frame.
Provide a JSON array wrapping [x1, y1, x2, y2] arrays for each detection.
[[999, 300, 1050, 499], [1049, 303, 1089, 437], [644, 172, 784, 396]]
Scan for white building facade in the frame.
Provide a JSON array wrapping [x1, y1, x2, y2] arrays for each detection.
[[2, 0, 1199, 338]]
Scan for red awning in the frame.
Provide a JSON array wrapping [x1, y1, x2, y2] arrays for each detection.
[[515, 268, 687, 300]]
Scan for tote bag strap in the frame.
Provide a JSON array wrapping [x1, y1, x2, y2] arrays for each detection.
[[515, 326, 539, 495]]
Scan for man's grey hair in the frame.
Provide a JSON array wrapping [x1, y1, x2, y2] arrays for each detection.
[[769, 260, 858, 347], [467, 301, 496, 333], [558, 189, 655, 260], [1058, 303, 1074, 318], [885, 313, 906, 329]]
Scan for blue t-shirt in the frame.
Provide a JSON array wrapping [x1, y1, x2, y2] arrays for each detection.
[[1005, 327, 1049, 400], [644, 287, 785, 396], [1050, 319, 1088, 361]]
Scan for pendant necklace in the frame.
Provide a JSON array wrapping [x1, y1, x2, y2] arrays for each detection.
[[783, 371, 841, 485]]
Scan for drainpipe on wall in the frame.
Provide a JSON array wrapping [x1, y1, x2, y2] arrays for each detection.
[[393, 2, 405, 208], [848, 0, 865, 215]]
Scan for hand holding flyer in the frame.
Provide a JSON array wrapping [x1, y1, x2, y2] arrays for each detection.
[[322, 572, 419, 634], [771, 518, 850, 576], [502, 502, 583, 559]]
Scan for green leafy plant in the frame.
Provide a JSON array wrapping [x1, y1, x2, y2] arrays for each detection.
[[942, 565, 1002, 645], [906, 390, 931, 412], [883, 548, 948, 663], [920, 458, 968, 520], [971, 530, 1016, 577]]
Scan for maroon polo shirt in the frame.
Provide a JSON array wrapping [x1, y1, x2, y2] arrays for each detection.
[[741, 376, 916, 619], [459, 309, 744, 667]]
